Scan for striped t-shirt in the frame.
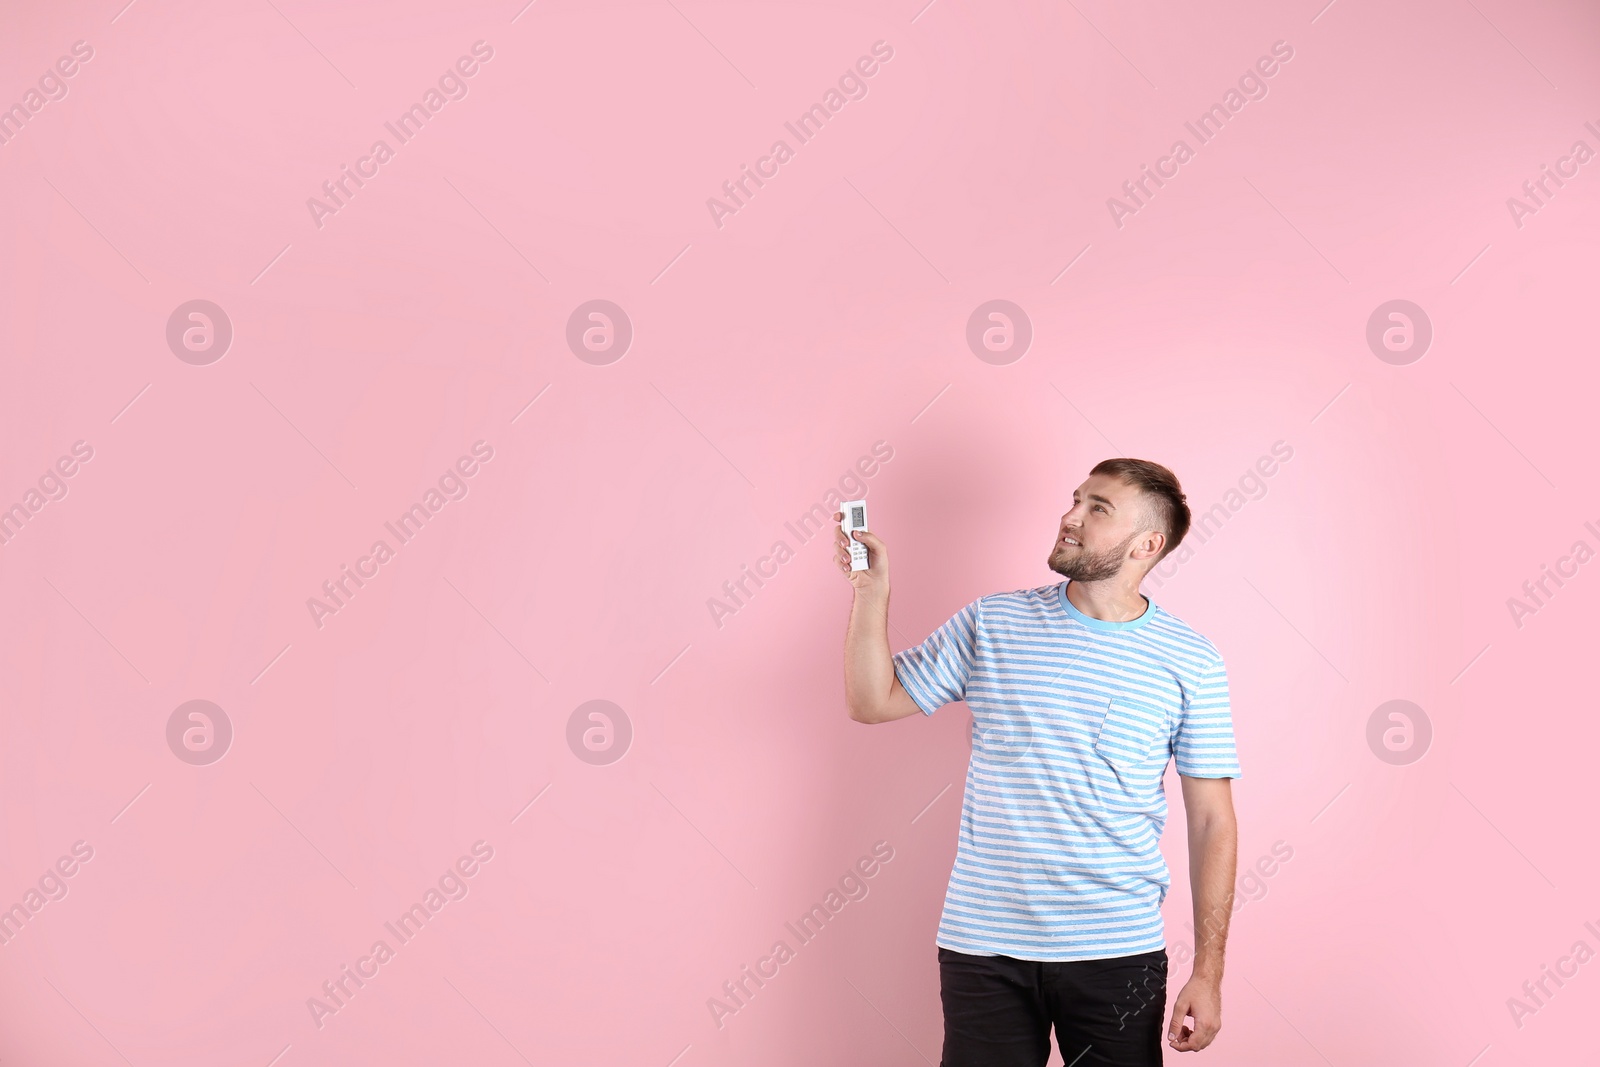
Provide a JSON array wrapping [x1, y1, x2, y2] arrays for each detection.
[[892, 580, 1241, 962]]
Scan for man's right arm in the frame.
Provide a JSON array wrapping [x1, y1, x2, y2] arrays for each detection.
[[834, 516, 924, 724], [845, 592, 925, 724]]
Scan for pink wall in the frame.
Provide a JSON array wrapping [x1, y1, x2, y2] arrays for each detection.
[[2, 0, 1597, 1063]]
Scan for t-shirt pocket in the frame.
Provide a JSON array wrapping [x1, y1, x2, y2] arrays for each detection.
[[1093, 697, 1167, 777]]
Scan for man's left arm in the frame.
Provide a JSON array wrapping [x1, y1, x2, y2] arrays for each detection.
[[1167, 774, 1237, 1053]]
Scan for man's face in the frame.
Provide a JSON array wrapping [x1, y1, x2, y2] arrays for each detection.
[[1046, 475, 1153, 582]]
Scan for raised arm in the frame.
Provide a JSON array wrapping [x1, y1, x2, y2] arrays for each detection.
[[834, 512, 923, 724]]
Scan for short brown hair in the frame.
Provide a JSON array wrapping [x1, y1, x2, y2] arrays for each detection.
[[1089, 458, 1190, 566]]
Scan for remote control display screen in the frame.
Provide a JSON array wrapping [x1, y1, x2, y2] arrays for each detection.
[[850, 506, 864, 527]]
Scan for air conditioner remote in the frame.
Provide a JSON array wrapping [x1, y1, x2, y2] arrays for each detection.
[[840, 499, 870, 571]]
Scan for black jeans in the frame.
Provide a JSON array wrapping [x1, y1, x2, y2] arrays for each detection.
[[938, 946, 1167, 1067]]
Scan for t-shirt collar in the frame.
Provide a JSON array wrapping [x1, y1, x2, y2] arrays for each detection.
[[1057, 579, 1155, 631]]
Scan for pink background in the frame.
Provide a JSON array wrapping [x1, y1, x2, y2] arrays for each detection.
[[2, 0, 1598, 1063]]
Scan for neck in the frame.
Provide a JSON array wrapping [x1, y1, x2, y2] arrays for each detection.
[[1064, 575, 1148, 623]]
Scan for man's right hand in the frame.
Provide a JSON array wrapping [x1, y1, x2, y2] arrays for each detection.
[[834, 510, 921, 724], [833, 511, 889, 598]]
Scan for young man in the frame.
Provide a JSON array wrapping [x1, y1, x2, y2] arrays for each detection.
[[835, 458, 1240, 1065]]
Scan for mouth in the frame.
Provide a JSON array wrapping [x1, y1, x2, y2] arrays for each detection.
[[1058, 536, 1080, 548]]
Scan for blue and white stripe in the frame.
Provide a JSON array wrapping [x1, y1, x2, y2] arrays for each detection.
[[892, 580, 1241, 962]]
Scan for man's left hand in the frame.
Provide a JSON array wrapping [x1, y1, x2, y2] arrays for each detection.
[[1167, 973, 1222, 1051]]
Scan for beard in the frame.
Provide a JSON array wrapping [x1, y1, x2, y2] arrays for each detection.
[[1047, 530, 1138, 583]]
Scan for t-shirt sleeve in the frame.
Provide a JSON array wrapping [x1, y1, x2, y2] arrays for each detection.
[[891, 598, 981, 716], [1174, 653, 1242, 778]]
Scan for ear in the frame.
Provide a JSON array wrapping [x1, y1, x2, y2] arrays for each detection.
[[1133, 528, 1165, 561]]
